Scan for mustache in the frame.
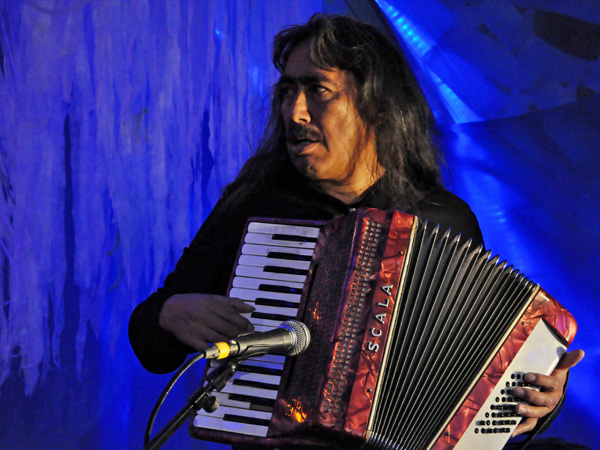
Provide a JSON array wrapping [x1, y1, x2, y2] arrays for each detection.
[[286, 123, 323, 142]]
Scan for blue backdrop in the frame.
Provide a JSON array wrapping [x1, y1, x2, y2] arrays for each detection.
[[0, 1, 597, 449]]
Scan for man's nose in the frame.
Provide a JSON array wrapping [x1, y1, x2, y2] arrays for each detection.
[[290, 91, 310, 123]]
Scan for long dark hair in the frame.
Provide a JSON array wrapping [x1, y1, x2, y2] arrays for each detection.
[[222, 13, 442, 208]]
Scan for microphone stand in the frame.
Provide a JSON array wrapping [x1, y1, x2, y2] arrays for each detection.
[[143, 357, 242, 450]]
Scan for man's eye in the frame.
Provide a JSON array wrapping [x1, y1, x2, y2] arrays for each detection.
[[280, 85, 295, 98]]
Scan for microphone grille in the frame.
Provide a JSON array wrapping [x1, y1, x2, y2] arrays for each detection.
[[282, 320, 311, 356]]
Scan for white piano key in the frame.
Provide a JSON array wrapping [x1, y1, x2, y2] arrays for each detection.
[[244, 232, 317, 249], [238, 255, 311, 270], [232, 276, 305, 291], [241, 243, 314, 258], [252, 303, 299, 317], [230, 371, 281, 386], [239, 314, 283, 332], [235, 265, 308, 283], [239, 301, 299, 321], [239, 359, 285, 371], [230, 287, 301, 304], [247, 221, 321, 238], [193, 414, 269, 437], [221, 382, 280, 400], [196, 405, 273, 421]]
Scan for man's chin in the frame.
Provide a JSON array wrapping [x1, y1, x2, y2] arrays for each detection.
[[288, 156, 318, 180]]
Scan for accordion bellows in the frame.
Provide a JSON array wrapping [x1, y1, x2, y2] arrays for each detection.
[[191, 208, 577, 449]]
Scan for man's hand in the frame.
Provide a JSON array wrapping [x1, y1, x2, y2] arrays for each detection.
[[511, 349, 584, 437], [158, 293, 255, 351]]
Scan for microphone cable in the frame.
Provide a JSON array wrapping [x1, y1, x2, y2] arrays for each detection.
[[143, 352, 205, 446]]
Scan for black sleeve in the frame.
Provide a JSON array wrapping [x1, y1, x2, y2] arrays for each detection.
[[128, 197, 249, 374]]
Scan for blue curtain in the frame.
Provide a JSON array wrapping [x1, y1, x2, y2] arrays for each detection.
[[0, 0, 597, 448]]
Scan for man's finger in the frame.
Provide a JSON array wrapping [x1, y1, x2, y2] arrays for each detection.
[[519, 372, 563, 394], [207, 297, 255, 332], [553, 349, 584, 372], [514, 402, 553, 419], [220, 296, 256, 312], [231, 298, 256, 313], [513, 386, 560, 409], [512, 417, 537, 437]]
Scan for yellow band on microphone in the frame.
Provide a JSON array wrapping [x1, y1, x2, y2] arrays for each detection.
[[215, 341, 230, 359]]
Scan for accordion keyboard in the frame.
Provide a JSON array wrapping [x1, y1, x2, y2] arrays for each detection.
[[193, 221, 321, 436]]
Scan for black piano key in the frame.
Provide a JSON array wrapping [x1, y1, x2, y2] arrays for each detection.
[[255, 297, 299, 309], [222, 414, 271, 427], [266, 251, 312, 261], [263, 265, 309, 276], [271, 234, 318, 243], [251, 311, 292, 322], [228, 393, 276, 409], [258, 284, 303, 294]]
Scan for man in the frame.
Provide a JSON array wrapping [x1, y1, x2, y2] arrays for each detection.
[[129, 13, 582, 447]]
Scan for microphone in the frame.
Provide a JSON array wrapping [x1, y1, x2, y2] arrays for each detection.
[[201, 319, 311, 360]]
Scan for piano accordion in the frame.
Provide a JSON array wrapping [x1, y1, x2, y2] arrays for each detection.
[[190, 208, 577, 449]]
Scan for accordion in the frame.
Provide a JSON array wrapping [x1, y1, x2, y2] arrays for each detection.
[[190, 208, 577, 449]]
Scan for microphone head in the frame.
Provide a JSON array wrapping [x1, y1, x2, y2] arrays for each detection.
[[281, 320, 311, 356]]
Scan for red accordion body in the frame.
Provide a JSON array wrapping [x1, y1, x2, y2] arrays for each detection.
[[190, 208, 577, 449]]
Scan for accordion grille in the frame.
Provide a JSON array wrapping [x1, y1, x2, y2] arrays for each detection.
[[367, 219, 538, 449]]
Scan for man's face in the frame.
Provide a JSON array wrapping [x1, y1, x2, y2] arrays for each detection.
[[279, 40, 379, 202]]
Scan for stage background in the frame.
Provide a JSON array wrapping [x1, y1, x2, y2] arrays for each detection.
[[0, 0, 597, 448]]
